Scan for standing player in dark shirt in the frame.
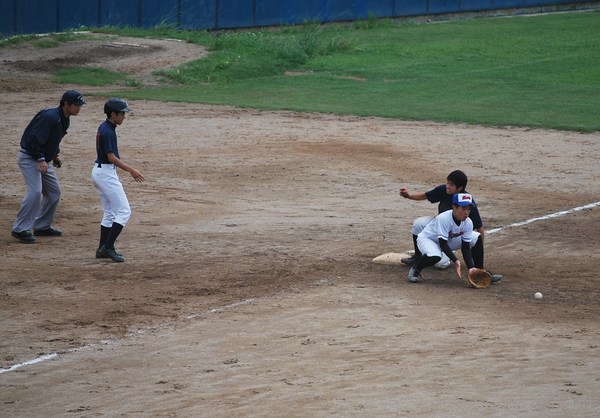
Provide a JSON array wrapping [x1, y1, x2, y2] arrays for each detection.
[[92, 98, 145, 262], [11, 90, 85, 243]]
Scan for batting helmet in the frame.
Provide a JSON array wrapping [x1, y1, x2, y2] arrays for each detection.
[[104, 98, 132, 115]]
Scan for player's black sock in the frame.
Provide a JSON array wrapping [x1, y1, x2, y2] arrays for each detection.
[[99, 225, 110, 249], [105, 222, 124, 249], [415, 254, 441, 271]]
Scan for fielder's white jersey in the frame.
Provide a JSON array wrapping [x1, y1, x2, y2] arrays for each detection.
[[419, 209, 473, 247]]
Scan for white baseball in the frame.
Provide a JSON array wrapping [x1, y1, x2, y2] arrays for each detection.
[[534, 292, 543, 300]]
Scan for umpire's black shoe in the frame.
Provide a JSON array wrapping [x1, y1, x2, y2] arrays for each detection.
[[33, 227, 62, 236], [400, 255, 418, 266], [12, 230, 36, 243], [98, 245, 125, 262]]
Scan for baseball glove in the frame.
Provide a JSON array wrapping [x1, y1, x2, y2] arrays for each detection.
[[466, 268, 492, 289]]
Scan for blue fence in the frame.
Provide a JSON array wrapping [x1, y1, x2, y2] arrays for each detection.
[[0, 0, 589, 37]]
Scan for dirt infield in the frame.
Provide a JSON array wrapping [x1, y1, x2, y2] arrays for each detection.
[[1, 35, 599, 416]]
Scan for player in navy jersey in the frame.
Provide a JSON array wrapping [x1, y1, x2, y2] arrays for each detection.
[[92, 99, 144, 262]]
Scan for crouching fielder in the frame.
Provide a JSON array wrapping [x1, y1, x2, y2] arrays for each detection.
[[92, 99, 144, 262], [408, 193, 484, 283]]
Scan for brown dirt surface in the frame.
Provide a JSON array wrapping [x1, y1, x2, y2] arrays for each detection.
[[1, 34, 599, 417]]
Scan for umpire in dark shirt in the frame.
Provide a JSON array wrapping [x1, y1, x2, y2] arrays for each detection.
[[11, 90, 85, 243]]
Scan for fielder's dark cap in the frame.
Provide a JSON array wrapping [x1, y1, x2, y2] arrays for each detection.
[[62, 90, 86, 106]]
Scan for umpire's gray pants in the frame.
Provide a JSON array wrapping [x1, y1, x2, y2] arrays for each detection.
[[12, 151, 62, 233]]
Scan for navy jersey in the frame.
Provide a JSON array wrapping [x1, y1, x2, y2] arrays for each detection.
[[424, 184, 483, 229], [95, 120, 120, 164], [20, 107, 69, 162]]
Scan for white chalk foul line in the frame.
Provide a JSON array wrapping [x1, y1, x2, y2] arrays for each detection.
[[486, 201, 600, 235], [0, 353, 59, 374], [0, 298, 256, 375], [186, 298, 255, 319]]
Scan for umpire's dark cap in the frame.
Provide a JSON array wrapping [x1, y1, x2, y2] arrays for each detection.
[[62, 90, 86, 106]]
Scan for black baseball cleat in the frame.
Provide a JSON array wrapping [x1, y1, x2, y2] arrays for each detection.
[[486, 270, 503, 283], [33, 227, 62, 236], [12, 230, 36, 243], [401, 255, 418, 266], [96, 247, 123, 259], [97, 245, 125, 262], [407, 266, 423, 283]]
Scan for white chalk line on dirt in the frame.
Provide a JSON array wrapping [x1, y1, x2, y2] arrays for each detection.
[[0, 353, 59, 374], [0, 298, 255, 375], [185, 298, 255, 319], [486, 201, 600, 235], [2, 201, 599, 375]]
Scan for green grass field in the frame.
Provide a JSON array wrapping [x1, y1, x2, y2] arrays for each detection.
[[133, 11, 600, 132], [10, 10, 599, 131]]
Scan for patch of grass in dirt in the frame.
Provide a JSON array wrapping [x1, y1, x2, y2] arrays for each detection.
[[153, 24, 353, 84], [0, 33, 40, 47], [31, 33, 88, 48], [90, 24, 352, 84], [53, 67, 129, 86], [0, 31, 93, 48]]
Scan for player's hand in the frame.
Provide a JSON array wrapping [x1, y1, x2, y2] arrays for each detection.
[[130, 169, 145, 183], [38, 161, 48, 174], [52, 157, 62, 168], [399, 188, 410, 198], [454, 259, 462, 279]]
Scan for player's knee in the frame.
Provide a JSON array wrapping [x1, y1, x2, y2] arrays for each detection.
[[434, 258, 451, 269], [116, 207, 131, 225], [411, 216, 433, 235], [27, 182, 43, 195], [47, 191, 61, 204]]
